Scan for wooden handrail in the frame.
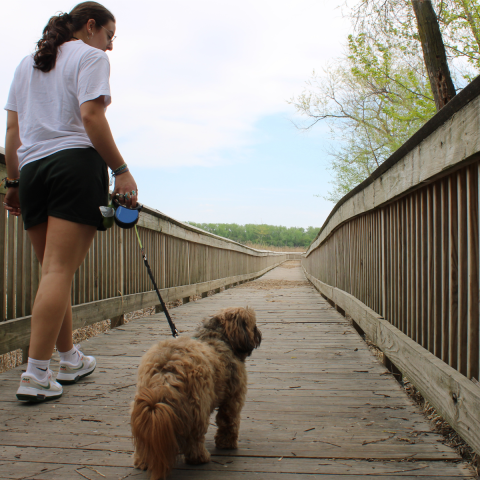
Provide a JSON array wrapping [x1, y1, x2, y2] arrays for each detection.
[[303, 75, 480, 456], [308, 74, 480, 253], [0, 156, 291, 355]]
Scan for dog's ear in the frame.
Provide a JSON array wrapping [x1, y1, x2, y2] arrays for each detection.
[[221, 307, 261, 357], [253, 325, 262, 349]]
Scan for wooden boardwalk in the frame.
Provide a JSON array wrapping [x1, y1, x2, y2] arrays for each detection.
[[0, 262, 476, 479]]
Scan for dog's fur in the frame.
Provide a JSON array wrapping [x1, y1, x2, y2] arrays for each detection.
[[130, 306, 262, 480]]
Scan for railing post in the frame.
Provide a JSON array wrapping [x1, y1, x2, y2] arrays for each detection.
[[21, 344, 29, 364], [381, 208, 387, 319]]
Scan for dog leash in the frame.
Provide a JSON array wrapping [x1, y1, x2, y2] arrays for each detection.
[[134, 225, 179, 338]]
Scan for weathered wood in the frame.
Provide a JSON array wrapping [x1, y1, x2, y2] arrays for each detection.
[[321, 87, 480, 256], [449, 175, 459, 370], [0, 458, 471, 479], [0, 194, 5, 322], [304, 268, 480, 459], [0, 264, 472, 478], [467, 165, 479, 381], [0, 262, 283, 355], [110, 314, 125, 329], [458, 170, 468, 375]]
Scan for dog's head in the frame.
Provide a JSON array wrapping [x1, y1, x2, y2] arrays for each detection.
[[210, 307, 262, 359]]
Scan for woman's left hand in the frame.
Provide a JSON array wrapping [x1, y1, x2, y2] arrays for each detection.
[[3, 188, 21, 216]]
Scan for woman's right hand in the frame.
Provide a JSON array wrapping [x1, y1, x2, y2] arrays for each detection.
[[3, 188, 21, 216], [112, 171, 138, 208]]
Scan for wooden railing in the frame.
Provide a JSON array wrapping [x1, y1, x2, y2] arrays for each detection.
[[0, 149, 288, 357], [303, 76, 480, 455]]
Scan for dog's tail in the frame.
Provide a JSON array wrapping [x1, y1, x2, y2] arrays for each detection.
[[131, 386, 180, 480]]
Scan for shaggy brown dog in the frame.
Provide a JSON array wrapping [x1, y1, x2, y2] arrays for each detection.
[[130, 306, 261, 480]]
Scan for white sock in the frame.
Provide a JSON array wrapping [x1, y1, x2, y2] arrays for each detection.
[[26, 358, 50, 382], [59, 346, 81, 366]]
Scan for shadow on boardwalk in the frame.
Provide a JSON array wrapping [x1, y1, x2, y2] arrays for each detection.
[[0, 262, 476, 479]]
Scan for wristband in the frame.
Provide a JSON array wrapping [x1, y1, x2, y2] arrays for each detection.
[[112, 163, 128, 176], [113, 167, 130, 177], [3, 177, 19, 188]]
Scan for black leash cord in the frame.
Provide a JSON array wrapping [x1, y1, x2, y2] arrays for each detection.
[[135, 226, 178, 338]]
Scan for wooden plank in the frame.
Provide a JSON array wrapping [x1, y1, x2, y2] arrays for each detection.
[[381, 208, 386, 319], [467, 165, 479, 381], [304, 268, 480, 459], [441, 178, 449, 363], [427, 186, 434, 353], [416, 192, 422, 344], [14, 220, 23, 319], [0, 458, 473, 479], [433, 182, 442, 358], [398, 201, 403, 332], [1, 263, 473, 479], [0, 262, 284, 354], [449, 175, 459, 370], [6, 214, 15, 321], [421, 189, 428, 349], [408, 196, 415, 338], [458, 170, 469, 376], [22, 231, 31, 317], [0, 195, 5, 322]]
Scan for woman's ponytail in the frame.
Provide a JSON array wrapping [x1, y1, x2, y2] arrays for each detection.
[[33, 13, 73, 73], [33, 2, 115, 73]]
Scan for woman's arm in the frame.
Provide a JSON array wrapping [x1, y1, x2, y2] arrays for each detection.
[[5, 110, 21, 178], [3, 111, 21, 216], [80, 96, 138, 207]]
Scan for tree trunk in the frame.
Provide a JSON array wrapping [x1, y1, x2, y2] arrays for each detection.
[[412, 0, 456, 110]]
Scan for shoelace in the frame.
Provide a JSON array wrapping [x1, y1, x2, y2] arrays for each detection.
[[74, 344, 84, 358]]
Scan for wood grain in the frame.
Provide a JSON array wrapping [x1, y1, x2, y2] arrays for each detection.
[[304, 268, 480, 459], [0, 264, 474, 479]]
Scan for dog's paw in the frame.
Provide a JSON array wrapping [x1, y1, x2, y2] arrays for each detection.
[[133, 462, 148, 471], [215, 441, 238, 450], [215, 434, 238, 450], [185, 448, 211, 465], [133, 458, 148, 471]]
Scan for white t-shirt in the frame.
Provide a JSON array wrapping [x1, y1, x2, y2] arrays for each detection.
[[4, 40, 111, 169]]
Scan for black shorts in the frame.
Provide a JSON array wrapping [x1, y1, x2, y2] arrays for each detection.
[[19, 148, 109, 231]]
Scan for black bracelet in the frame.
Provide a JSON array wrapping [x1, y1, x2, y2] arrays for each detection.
[[3, 177, 19, 188], [113, 167, 130, 177]]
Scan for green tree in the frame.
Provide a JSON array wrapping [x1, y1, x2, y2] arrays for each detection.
[[291, 0, 480, 202], [347, 0, 480, 80], [186, 222, 320, 248], [291, 36, 435, 202]]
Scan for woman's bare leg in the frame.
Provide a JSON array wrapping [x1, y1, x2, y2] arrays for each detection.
[[27, 224, 76, 354], [27, 217, 96, 361], [55, 299, 74, 353]]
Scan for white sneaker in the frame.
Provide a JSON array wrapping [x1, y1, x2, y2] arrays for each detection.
[[56, 345, 96, 385], [16, 370, 63, 402]]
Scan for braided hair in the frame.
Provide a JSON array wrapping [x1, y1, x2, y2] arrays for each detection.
[[33, 1, 115, 73]]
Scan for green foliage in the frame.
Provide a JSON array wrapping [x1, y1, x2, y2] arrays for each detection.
[[186, 222, 320, 248], [290, 0, 480, 203], [292, 37, 435, 202], [349, 0, 480, 81]]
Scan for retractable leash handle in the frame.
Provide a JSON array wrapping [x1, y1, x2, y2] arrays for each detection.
[[112, 199, 143, 229], [134, 226, 179, 338], [100, 201, 179, 337]]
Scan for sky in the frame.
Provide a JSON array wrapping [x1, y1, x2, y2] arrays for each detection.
[[0, 0, 352, 228]]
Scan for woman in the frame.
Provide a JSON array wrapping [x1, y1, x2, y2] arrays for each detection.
[[4, 1, 137, 401]]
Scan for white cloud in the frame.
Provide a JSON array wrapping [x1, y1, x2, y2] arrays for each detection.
[[1, 0, 350, 167]]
